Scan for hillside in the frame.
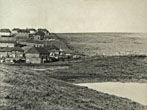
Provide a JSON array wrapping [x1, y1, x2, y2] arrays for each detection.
[[57, 33, 147, 56], [0, 64, 146, 110]]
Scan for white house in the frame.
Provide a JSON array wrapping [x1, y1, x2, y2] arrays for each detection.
[[27, 28, 36, 34], [11, 28, 20, 34], [0, 41, 16, 48], [0, 29, 11, 37]]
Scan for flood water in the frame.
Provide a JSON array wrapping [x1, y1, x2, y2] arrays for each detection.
[[77, 82, 147, 105]]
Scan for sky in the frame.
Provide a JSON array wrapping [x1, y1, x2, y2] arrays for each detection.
[[0, 0, 147, 33]]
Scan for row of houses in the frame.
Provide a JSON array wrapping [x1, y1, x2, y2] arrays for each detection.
[[0, 29, 11, 37], [0, 47, 24, 58], [0, 41, 16, 48], [26, 46, 80, 64], [0, 28, 51, 41], [0, 28, 49, 36], [0, 41, 80, 64], [0, 28, 80, 64]]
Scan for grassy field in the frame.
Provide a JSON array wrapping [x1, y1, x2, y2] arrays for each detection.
[[40, 55, 147, 83], [0, 64, 146, 110], [57, 33, 147, 56]]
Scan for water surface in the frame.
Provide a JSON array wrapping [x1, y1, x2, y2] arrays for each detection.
[[77, 82, 147, 105]]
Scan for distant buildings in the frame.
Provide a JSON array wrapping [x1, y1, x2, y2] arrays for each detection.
[[0, 28, 52, 40], [10, 47, 24, 58], [0, 38, 24, 63], [27, 28, 36, 34], [0, 41, 16, 48], [11, 28, 20, 34], [0, 48, 11, 58], [12, 28, 36, 38], [38, 28, 50, 35], [33, 31, 45, 40], [16, 29, 30, 38], [0, 28, 79, 64], [0, 29, 11, 37], [0, 47, 24, 58]]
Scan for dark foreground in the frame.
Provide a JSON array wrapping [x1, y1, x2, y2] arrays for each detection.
[[0, 64, 146, 110]]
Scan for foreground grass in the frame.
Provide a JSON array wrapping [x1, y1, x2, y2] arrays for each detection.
[[0, 64, 146, 110], [43, 55, 147, 83]]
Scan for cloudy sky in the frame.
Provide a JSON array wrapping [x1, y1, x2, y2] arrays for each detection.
[[0, 0, 147, 33]]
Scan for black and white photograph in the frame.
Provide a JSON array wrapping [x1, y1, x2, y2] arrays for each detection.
[[0, 0, 147, 110]]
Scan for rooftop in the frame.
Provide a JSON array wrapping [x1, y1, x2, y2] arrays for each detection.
[[0, 47, 24, 52], [12, 28, 20, 31], [0, 40, 16, 43], [26, 46, 49, 54], [26, 28, 36, 31], [0, 29, 11, 33], [38, 28, 49, 32], [18, 29, 29, 33]]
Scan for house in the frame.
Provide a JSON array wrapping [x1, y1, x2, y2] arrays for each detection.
[[45, 46, 65, 61], [33, 34, 44, 40], [49, 48, 60, 56], [0, 47, 11, 58], [11, 28, 20, 34], [0, 41, 16, 48], [18, 29, 29, 34], [27, 28, 36, 34], [29, 29, 46, 40], [44, 35, 56, 41], [0, 29, 11, 37], [15, 29, 30, 38], [20, 41, 44, 50], [25, 46, 49, 64], [38, 28, 50, 35], [9, 47, 24, 58], [5, 57, 14, 63], [0, 47, 24, 58], [32, 31, 45, 40], [0, 57, 5, 63]]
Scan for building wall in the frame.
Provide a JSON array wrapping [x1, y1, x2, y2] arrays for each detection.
[[16, 33, 29, 37], [0, 43, 15, 47], [11, 30, 18, 34], [33, 35, 44, 40], [0, 51, 24, 59], [40, 54, 48, 58], [29, 31, 36, 34], [10, 51, 24, 58], [0, 32, 11, 36], [0, 52, 7, 58], [26, 53, 41, 64], [26, 53, 49, 64]]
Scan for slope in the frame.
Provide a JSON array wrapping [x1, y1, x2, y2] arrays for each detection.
[[0, 64, 146, 110]]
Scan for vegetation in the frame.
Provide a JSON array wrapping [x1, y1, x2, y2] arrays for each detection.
[[57, 33, 147, 56], [41, 55, 147, 83], [0, 64, 146, 110]]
